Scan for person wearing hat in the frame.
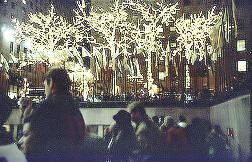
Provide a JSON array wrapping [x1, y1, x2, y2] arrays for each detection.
[[107, 110, 137, 160], [127, 101, 163, 156]]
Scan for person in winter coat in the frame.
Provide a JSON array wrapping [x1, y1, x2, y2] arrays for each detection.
[[128, 102, 163, 156], [108, 110, 137, 159], [19, 68, 85, 161]]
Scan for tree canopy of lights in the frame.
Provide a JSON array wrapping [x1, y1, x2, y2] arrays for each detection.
[[125, 0, 179, 90], [75, 0, 137, 70], [174, 7, 222, 63], [14, 5, 85, 68], [75, 0, 179, 94]]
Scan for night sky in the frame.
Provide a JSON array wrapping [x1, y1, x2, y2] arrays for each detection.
[[51, 0, 78, 18]]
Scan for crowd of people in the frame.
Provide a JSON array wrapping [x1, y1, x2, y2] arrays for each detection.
[[0, 67, 233, 162]]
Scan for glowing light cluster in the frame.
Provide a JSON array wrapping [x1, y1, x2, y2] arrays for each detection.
[[125, 0, 179, 90], [75, 0, 179, 93], [14, 5, 85, 67], [13, 0, 222, 97], [174, 7, 222, 63]]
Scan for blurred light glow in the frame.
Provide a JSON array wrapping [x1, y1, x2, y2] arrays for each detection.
[[24, 39, 32, 49], [2, 27, 15, 41]]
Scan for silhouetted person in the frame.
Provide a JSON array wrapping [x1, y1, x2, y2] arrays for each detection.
[[178, 115, 188, 128], [18, 97, 33, 124], [152, 115, 160, 127], [0, 90, 27, 162], [21, 68, 85, 161], [108, 110, 137, 161], [128, 101, 163, 158]]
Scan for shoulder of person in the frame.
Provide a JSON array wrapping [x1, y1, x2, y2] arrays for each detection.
[[136, 122, 147, 135]]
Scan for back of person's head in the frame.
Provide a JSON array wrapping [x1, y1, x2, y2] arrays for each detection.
[[152, 116, 159, 124], [43, 67, 71, 95], [179, 115, 187, 122], [160, 115, 174, 131], [127, 101, 146, 116], [113, 110, 132, 126], [0, 91, 12, 125]]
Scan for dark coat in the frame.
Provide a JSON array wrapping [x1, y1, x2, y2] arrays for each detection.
[[31, 94, 85, 154], [108, 124, 137, 156]]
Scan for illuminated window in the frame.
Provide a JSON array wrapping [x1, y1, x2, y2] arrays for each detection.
[[237, 60, 247, 72], [237, 39, 246, 52]]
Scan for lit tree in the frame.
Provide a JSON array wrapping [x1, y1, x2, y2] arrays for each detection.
[[76, 0, 179, 95], [75, 0, 142, 94], [174, 7, 222, 63], [14, 5, 85, 67], [124, 0, 179, 92], [14, 5, 93, 99]]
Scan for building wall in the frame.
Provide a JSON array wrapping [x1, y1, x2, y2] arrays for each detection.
[[7, 106, 210, 125], [80, 106, 210, 125], [210, 94, 251, 162]]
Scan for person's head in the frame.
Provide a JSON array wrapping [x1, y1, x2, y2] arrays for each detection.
[[0, 91, 12, 125], [163, 116, 174, 128], [113, 110, 131, 127], [160, 115, 174, 132], [179, 115, 187, 122], [127, 101, 146, 123], [43, 67, 71, 97], [152, 116, 159, 125]]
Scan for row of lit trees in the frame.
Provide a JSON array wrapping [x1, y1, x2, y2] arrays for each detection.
[[13, 0, 222, 99]]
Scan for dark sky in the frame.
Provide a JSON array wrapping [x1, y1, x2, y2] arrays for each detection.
[[52, 0, 78, 18]]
